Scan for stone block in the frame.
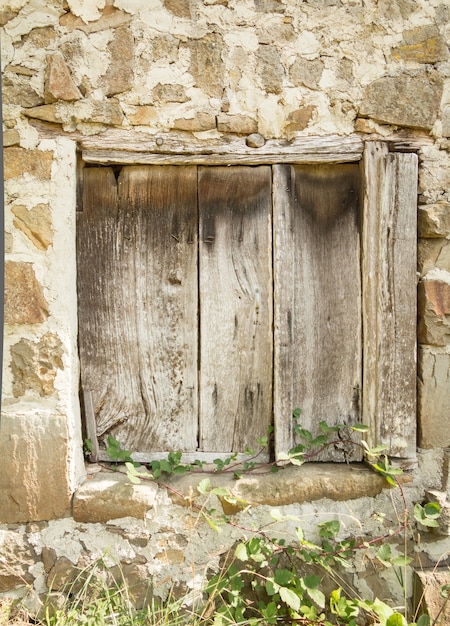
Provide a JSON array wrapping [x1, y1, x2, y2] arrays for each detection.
[[0, 530, 37, 592], [163, 0, 191, 18], [188, 34, 224, 99], [289, 57, 324, 89], [44, 53, 82, 103], [418, 348, 450, 449], [418, 203, 450, 238], [4, 147, 53, 181], [359, 70, 444, 130], [72, 472, 159, 523], [257, 44, 284, 94], [414, 569, 450, 625], [392, 24, 449, 64], [4, 261, 49, 325], [2, 75, 43, 108], [418, 278, 450, 346], [442, 107, 450, 139], [152, 83, 188, 103], [23, 104, 61, 124], [216, 113, 257, 134], [12, 203, 54, 250], [127, 106, 158, 126], [418, 239, 450, 276], [3, 129, 20, 147], [172, 112, 216, 131], [285, 106, 316, 132], [0, 414, 71, 523], [10, 332, 64, 398], [103, 26, 134, 96]]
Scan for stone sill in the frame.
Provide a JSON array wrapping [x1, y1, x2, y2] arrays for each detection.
[[72, 463, 405, 524]]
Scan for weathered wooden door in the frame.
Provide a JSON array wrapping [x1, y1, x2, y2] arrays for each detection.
[[77, 163, 362, 461], [78, 165, 273, 457]]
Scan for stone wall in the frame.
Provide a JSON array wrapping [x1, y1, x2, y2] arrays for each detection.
[[1, 0, 450, 609]]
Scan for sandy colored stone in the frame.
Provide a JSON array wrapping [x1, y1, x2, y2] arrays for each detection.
[[0, 531, 37, 592], [418, 348, 450, 449], [285, 106, 316, 132], [418, 279, 450, 346], [46, 557, 81, 591], [127, 105, 157, 126], [188, 33, 224, 99], [257, 44, 284, 94], [392, 24, 448, 64], [103, 25, 134, 96], [44, 53, 82, 103], [414, 569, 450, 624], [255, 0, 285, 12], [0, 414, 71, 523], [418, 239, 450, 276], [166, 463, 393, 509], [162, 0, 191, 18], [5, 261, 49, 325], [10, 332, 64, 398], [73, 472, 159, 523], [216, 113, 257, 134], [3, 129, 20, 147], [418, 203, 450, 238], [90, 99, 124, 125], [4, 147, 53, 181], [23, 103, 61, 124], [12, 203, 54, 250], [110, 563, 153, 608], [152, 83, 188, 103], [359, 70, 444, 130], [2, 74, 43, 108], [289, 57, 324, 89], [172, 112, 216, 131]]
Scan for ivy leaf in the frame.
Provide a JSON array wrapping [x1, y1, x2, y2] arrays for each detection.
[[279, 586, 300, 612], [351, 424, 369, 432], [197, 478, 211, 494], [234, 543, 248, 562], [386, 613, 407, 626]]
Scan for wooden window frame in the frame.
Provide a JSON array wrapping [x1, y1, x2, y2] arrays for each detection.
[[79, 135, 418, 466]]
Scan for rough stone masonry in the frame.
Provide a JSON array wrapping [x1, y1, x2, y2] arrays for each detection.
[[1, 0, 450, 614]]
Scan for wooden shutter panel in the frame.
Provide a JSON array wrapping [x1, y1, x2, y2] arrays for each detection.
[[362, 143, 418, 464], [198, 166, 273, 455], [77, 165, 198, 453], [273, 163, 363, 461]]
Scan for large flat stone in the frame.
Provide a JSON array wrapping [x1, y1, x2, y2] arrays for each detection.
[[359, 70, 444, 130], [418, 348, 450, 449], [0, 414, 71, 523], [4, 147, 53, 181], [5, 261, 49, 325], [73, 472, 159, 523]]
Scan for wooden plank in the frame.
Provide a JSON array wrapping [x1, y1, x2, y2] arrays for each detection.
[[78, 131, 364, 158], [81, 150, 362, 166], [77, 165, 199, 454], [362, 144, 418, 462], [274, 163, 362, 462], [198, 166, 273, 456]]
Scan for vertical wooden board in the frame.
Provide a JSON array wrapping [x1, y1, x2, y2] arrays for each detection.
[[362, 145, 418, 461], [77, 165, 198, 453], [198, 166, 273, 454], [274, 163, 362, 461]]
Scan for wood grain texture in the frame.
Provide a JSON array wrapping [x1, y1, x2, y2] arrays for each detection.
[[198, 166, 273, 455], [77, 165, 198, 453], [362, 144, 418, 462], [274, 164, 362, 461]]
